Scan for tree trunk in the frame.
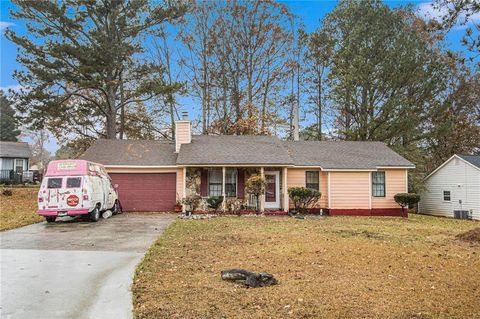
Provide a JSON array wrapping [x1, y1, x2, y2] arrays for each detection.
[[119, 82, 125, 139], [106, 86, 117, 139], [202, 39, 208, 134], [317, 66, 323, 141]]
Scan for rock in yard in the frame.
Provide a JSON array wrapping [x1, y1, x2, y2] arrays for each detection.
[[178, 214, 217, 220], [221, 269, 278, 288]]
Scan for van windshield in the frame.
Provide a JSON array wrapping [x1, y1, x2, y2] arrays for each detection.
[[47, 178, 62, 189], [66, 177, 81, 188]]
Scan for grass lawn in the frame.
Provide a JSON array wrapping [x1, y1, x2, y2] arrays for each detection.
[[133, 214, 480, 319], [0, 187, 42, 231]]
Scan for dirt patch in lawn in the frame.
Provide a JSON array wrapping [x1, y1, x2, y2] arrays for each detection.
[[456, 227, 480, 243], [133, 214, 480, 319], [0, 187, 42, 231]]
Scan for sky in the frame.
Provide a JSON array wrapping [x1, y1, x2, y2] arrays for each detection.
[[0, 0, 478, 153]]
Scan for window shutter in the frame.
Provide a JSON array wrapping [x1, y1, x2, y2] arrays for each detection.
[[237, 169, 245, 199], [200, 169, 208, 197]]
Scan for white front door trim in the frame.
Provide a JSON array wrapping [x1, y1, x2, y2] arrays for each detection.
[[264, 171, 280, 209]]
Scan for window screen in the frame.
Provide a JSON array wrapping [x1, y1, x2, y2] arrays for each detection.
[[443, 191, 451, 201], [66, 177, 81, 188], [372, 172, 385, 197], [306, 171, 319, 190], [225, 169, 237, 197], [208, 169, 222, 197], [47, 178, 62, 189]]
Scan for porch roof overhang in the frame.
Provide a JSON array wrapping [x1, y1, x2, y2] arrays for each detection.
[[177, 165, 415, 172]]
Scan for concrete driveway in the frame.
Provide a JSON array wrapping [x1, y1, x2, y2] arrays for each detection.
[[0, 214, 175, 319]]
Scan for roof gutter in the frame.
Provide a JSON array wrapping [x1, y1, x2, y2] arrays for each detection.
[[104, 165, 178, 168]]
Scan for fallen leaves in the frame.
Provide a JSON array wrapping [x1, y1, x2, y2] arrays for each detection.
[[133, 215, 480, 319], [456, 227, 480, 243], [0, 187, 42, 231]]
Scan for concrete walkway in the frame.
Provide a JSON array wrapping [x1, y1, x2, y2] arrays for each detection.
[[0, 214, 175, 319]]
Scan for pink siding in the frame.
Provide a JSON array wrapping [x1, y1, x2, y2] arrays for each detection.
[[286, 168, 328, 208], [329, 172, 370, 209], [320, 172, 328, 207], [371, 169, 407, 209], [175, 121, 191, 152]]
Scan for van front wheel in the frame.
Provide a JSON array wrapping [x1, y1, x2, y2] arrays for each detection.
[[89, 207, 100, 222], [45, 217, 56, 223]]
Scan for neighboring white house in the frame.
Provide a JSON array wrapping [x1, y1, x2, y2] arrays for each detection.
[[419, 154, 480, 220], [0, 141, 32, 182]]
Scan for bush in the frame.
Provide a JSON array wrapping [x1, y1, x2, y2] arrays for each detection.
[[394, 193, 420, 212], [288, 187, 321, 214], [225, 198, 242, 215], [206, 196, 223, 212], [181, 195, 202, 213], [245, 175, 267, 213], [1, 189, 13, 196]]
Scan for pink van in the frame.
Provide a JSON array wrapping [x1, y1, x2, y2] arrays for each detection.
[[37, 160, 120, 222]]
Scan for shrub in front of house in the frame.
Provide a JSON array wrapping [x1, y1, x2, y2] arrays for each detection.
[[288, 187, 321, 214], [207, 196, 223, 213], [225, 198, 243, 215], [182, 195, 202, 213], [245, 175, 267, 214], [394, 193, 420, 214]]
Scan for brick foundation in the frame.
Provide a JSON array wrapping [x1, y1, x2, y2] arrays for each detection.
[[329, 208, 406, 217]]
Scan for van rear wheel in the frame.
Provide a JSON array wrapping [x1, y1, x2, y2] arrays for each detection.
[[112, 201, 122, 215], [45, 217, 56, 223], [89, 207, 100, 222]]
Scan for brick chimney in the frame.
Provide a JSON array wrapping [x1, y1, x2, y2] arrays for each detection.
[[175, 111, 191, 153]]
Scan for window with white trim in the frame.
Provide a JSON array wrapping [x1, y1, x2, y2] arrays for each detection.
[[372, 171, 385, 197], [15, 159, 24, 172], [443, 190, 451, 201], [208, 169, 222, 197], [225, 169, 237, 197], [306, 171, 319, 190]]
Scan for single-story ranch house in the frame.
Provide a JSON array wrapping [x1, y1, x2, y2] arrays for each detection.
[[81, 117, 414, 216]]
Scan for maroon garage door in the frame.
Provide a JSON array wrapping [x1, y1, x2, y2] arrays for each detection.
[[109, 173, 176, 212]]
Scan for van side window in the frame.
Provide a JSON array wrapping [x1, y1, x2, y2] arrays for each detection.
[[47, 178, 62, 189], [66, 177, 81, 188]]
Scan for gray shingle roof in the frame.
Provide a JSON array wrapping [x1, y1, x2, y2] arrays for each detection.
[[80, 136, 414, 169], [0, 141, 31, 158], [458, 154, 480, 169], [176, 135, 294, 165], [284, 141, 414, 169], [80, 139, 177, 165]]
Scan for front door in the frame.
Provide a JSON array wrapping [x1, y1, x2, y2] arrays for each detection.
[[264, 171, 280, 209]]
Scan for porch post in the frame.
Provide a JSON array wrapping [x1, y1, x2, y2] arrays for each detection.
[[260, 167, 265, 212], [222, 166, 226, 211], [283, 167, 288, 212], [182, 167, 187, 213]]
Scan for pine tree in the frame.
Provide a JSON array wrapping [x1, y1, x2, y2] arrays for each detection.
[[0, 91, 21, 141], [6, 0, 186, 141]]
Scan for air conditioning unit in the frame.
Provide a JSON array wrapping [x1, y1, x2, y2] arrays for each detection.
[[453, 210, 470, 219]]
